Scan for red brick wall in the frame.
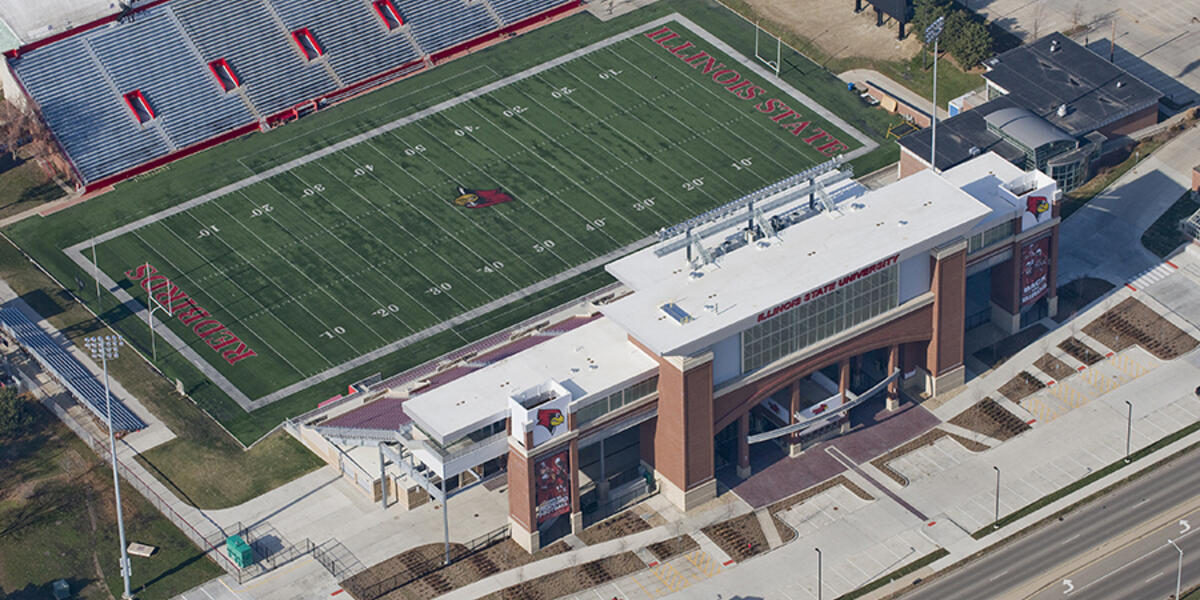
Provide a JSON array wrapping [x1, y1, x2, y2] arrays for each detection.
[[1192, 165, 1200, 192], [1098, 104, 1160, 139], [928, 249, 966, 375], [507, 446, 534, 531], [899, 146, 931, 179]]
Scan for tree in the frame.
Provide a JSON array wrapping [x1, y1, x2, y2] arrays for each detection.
[[0, 100, 35, 161], [949, 17, 994, 68], [0, 386, 34, 439]]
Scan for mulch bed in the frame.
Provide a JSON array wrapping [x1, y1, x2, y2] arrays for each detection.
[[769, 474, 874, 516], [947, 398, 1031, 441], [481, 552, 644, 600], [575, 511, 651, 546], [870, 429, 989, 486], [701, 513, 770, 562], [972, 324, 1049, 369], [1058, 337, 1104, 366], [646, 534, 699, 562], [998, 371, 1047, 402], [1083, 298, 1199, 360], [343, 542, 468, 599], [377, 539, 568, 600], [1034, 354, 1075, 381]]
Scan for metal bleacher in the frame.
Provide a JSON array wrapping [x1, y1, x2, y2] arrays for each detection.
[[270, 0, 420, 88], [492, 0, 565, 25], [0, 306, 147, 432], [7, 0, 577, 185], [392, 0, 498, 54]]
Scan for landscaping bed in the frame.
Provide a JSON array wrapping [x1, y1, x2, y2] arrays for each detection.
[[870, 429, 988, 486], [948, 398, 1030, 441], [998, 371, 1047, 402], [1033, 354, 1075, 381], [701, 513, 770, 561], [646, 534, 699, 562], [575, 511, 651, 546], [1058, 337, 1105, 365], [376, 540, 568, 600], [481, 552, 644, 600], [1083, 298, 1198, 360]]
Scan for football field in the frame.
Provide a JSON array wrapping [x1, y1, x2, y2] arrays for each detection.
[[68, 16, 872, 407]]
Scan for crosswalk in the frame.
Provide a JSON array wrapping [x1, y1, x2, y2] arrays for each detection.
[[1127, 262, 1177, 291]]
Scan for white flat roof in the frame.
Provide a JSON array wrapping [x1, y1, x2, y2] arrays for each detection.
[[403, 318, 658, 443], [941, 151, 1030, 228], [0, 0, 115, 45], [603, 167, 994, 357]]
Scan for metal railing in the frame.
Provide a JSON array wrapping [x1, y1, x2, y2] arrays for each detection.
[[345, 523, 510, 600], [1181, 202, 1200, 240]]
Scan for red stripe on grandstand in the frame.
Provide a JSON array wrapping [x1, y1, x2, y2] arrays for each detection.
[[4, 0, 175, 58]]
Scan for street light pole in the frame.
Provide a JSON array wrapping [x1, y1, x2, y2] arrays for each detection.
[[815, 547, 822, 600], [993, 466, 1001, 529], [925, 17, 945, 172], [85, 335, 133, 600], [1168, 538, 1183, 600], [1125, 400, 1133, 463]]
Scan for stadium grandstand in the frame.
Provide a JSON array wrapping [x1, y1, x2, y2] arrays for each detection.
[[1, 0, 582, 190]]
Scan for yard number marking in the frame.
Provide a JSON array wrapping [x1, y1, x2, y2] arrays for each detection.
[[301, 184, 326, 197], [372, 304, 400, 317], [403, 145, 426, 157], [453, 126, 479, 137], [502, 105, 528, 118], [632, 197, 655, 212], [682, 178, 705, 191], [249, 203, 273, 218], [425, 282, 453, 295], [584, 218, 606, 231], [319, 326, 346, 339], [197, 224, 221, 238], [477, 261, 504, 274], [549, 86, 575, 99], [353, 164, 376, 176], [532, 239, 556, 253], [730, 157, 753, 170], [598, 68, 622, 80]]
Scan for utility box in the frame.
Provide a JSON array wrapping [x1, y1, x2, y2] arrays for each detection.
[[226, 535, 254, 568], [51, 579, 71, 600]]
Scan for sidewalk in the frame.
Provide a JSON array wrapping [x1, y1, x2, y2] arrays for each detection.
[[837, 68, 950, 121]]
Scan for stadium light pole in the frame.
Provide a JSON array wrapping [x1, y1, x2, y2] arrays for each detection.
[[925, 16, 945, 172], [85, 334, 134, 600], [1124, 400, 1133, 463]]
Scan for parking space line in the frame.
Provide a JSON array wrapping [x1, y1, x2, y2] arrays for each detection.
[[632, 572, 657, 599]]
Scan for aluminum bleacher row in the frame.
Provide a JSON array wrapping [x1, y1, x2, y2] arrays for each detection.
[[4, 0, 580, 188], [0, 305, 147, 432]]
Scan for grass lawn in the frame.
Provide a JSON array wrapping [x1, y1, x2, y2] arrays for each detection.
[[0, 155, 65, 221], [3, 1, 900, 449], [0, 401, 222, 599], [1141, 191, 1199, 258]]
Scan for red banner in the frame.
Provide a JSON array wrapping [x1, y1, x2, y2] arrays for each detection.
[[534, 450, 571, 525], [1020, 236, 1051, 306]]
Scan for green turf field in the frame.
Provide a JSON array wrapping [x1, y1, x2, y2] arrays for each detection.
[[81, 19, 866, 403]]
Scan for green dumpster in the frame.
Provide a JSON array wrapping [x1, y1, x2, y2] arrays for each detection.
[[226, 535, 254, 568]]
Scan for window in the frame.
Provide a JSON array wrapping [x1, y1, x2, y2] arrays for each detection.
[[291, 28, 324, 61], [208, 59, 239, 91], [122, 90, 154, 123], [574, 375, 659, 428], [968, 220, 1015, 254], [373, 0, 404, 30], [741, 263, 898, 373]]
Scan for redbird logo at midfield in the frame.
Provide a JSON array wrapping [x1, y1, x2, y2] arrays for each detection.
[[536, 408, 564, 435], [453, 186, 514, 209]]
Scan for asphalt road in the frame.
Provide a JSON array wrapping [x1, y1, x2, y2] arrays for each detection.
[[898, 448, 1200, 600]]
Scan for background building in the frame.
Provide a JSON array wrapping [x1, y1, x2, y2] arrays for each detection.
[[900, 32, 1162, 191]]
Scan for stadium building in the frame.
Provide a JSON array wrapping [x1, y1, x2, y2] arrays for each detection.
[[305, 151, 1062, 551], [0, 0, 582, 191], [899, 32, 1162, 192]]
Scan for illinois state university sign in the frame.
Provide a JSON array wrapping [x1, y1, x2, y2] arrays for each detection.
[[643, 26, 851, 157], [125, 263, 257, 366]]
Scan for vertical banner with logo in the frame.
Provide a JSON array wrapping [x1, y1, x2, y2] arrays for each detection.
[[1020, 236, 1051, 306], [534, 450, 571, 526]]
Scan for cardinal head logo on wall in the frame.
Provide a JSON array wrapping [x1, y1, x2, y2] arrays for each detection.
[[536, 408, 564, 435]]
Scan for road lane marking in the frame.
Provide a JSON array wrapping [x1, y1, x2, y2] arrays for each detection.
[[989, 568, 1010, 581], [1060, 534, 1081, 546], [1145, 570, 1165, 582]]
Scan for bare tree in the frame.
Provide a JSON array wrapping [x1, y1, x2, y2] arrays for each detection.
[[0, 99, 34, 160], [1030, 3, 1047, 41], [1071, 1, 1085, 27]]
